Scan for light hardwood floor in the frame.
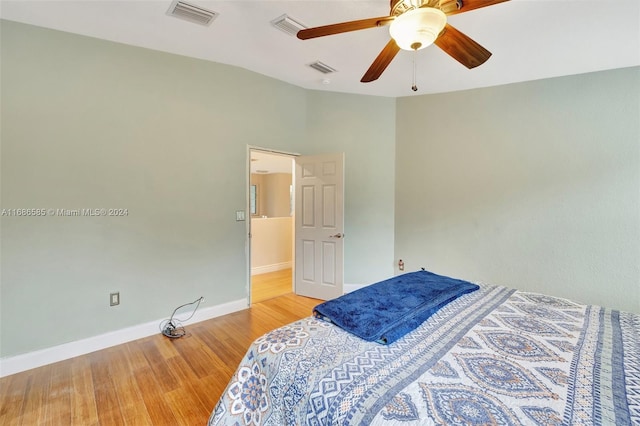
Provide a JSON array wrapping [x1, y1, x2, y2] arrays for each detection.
[[0, 288, 320, 425], [251, 268, 292, 303]]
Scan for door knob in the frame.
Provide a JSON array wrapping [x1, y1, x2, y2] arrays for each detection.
[[330, 233, 344, 238]]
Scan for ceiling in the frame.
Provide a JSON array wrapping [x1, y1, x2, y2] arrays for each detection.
[[1, 0, 639, 98], [251, 151, 294, 175]]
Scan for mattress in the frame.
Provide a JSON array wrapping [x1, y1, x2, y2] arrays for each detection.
[[209, 284, 640, 425]]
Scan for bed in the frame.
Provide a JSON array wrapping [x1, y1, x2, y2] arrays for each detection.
[[208, 270, 640, 425]]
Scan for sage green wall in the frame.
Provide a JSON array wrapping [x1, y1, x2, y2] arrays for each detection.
[[7, 17, 635, 362], [304, 90, 397, 286], [395, 67, 640, 314], [0, 20, 397, 358]]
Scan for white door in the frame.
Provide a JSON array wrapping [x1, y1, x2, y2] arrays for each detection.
[[294, 153, 344, 300]]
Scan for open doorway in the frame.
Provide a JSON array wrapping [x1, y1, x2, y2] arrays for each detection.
[[249, 149, 295, 304]]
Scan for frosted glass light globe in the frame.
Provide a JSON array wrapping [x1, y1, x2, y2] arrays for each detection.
[[389, 7, 447, 51]]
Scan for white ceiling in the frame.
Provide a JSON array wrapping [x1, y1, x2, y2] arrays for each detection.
[[1, 0, 639, 98], [251, 150, 294, 174]]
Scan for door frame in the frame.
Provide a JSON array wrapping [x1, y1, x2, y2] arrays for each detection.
[[246, 145, 298, 305]]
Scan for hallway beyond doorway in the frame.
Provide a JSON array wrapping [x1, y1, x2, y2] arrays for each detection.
[[251, 268, 292, 303]]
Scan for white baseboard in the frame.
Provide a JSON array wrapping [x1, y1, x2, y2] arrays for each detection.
[[0, 298, 248, 378], [251, 261, 292, 276]]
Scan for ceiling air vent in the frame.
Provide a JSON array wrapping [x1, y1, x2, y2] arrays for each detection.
[[271, 14, 307, 36], [167, 0, 218, 26], [308, 61, 337, 74]]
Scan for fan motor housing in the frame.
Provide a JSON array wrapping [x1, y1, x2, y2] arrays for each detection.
[[391, 0, 432, 16], [390, 0, 461, 16]]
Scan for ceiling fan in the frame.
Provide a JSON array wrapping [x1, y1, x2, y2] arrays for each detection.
[[297, 0, 509, 84]]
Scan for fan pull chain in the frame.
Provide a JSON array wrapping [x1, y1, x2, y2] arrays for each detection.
[[411, 50, 418, 92]]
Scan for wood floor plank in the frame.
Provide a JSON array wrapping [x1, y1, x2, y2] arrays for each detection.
[[20, 367, 51, 426], [251, 268, 292, 303], [153, 333, 181, 361], [195, 327, 247, 369], [0, 372, 30, 426], [107, 347, 153, 425], [123, 341, 150, 373], [43, 361, 72, 425], [164, 381, 209, 425], [170, 335, 215, 379], [90, 350, 124, 426], [138, 339, 181, 394], [0, 291, 321, 425], [168, 355, 220, 413], [69, 356, 99, 426], [133, 367, 178, 425], [197, 374, 231, 418]]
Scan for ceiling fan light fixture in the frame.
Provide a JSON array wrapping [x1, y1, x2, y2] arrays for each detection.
[[389, 7, 447, 51]]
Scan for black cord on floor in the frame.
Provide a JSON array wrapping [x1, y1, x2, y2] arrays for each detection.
[[159, 296, 204, 339]]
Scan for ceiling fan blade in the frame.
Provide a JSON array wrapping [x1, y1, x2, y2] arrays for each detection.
[[440, 0, 509, 16], [297, 16, 394, 40], [361, 39, 401, 83], [434, 24, 491, 69]]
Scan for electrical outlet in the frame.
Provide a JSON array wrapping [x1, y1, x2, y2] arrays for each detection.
[[110, 292, 120, 306]]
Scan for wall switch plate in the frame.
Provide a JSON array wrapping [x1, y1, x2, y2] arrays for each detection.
[[110, 292, 120, 306], [236, 210, 245, 221]]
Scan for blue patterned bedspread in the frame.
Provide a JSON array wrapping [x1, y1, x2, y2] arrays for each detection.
[[209, 286, 640, 425]]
